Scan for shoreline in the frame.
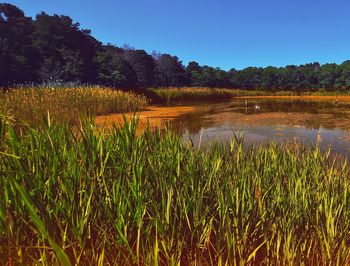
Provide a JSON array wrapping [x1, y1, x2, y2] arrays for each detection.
[[95, 95, 350, 129], [234, 95, 350, 100], [95, 105, 198, 129]]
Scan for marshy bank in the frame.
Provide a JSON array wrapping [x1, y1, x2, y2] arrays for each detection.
[[150, 87, 350, 104], [1, 86, 350, 123], [2, 86, 350, 158], [0, 86, 147, 126]]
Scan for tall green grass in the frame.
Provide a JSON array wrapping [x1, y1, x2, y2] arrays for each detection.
[[0, 86, 147, 126], [1, 116, 350, 265]]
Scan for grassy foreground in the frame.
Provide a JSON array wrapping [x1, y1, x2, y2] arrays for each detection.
[[1, 117, 350, 265], [0, 86, 147, 126]]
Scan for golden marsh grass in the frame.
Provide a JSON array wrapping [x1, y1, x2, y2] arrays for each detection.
[[0, 86, 147, 126]]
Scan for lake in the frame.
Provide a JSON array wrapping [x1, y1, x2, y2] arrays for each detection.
[[163, 98, 350, 157], [96, 97, 350, 157]]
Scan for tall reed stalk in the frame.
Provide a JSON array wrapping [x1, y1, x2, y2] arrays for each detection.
[[0, 116, 349, 265]]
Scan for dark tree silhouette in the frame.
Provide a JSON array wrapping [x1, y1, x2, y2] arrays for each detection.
[[1, 3, 350, 92], [33, 12, 99, 83], [124, 49, 155, 88], [95, 45, 137, 88], [0, 3, 38, 86], [155, 54, 188, 86]]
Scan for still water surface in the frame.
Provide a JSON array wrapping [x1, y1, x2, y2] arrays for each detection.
[[165, 98, 350, 157]]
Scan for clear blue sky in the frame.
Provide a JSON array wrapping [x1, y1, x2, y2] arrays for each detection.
[[5, 0, 350, 70]]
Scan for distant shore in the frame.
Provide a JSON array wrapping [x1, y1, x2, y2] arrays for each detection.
[[2, 86, 350, 127], [235, 95, 350, 100], [149, 87, 350, 103]]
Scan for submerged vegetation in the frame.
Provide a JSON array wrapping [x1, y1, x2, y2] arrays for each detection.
[[1, 117, 350, 265], [0, 86, 147, 126]]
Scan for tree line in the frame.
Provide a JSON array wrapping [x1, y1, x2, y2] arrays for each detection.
[[1, 3, 350, 91]]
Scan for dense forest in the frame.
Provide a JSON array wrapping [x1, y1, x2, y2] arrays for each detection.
[[1, 3, 350, 91]]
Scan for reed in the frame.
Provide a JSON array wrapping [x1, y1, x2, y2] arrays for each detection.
[[150, 87, 270, 103], [0, 116, 350, 265], [0, 86, 147, 126], [150, 87, 350, 103]]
